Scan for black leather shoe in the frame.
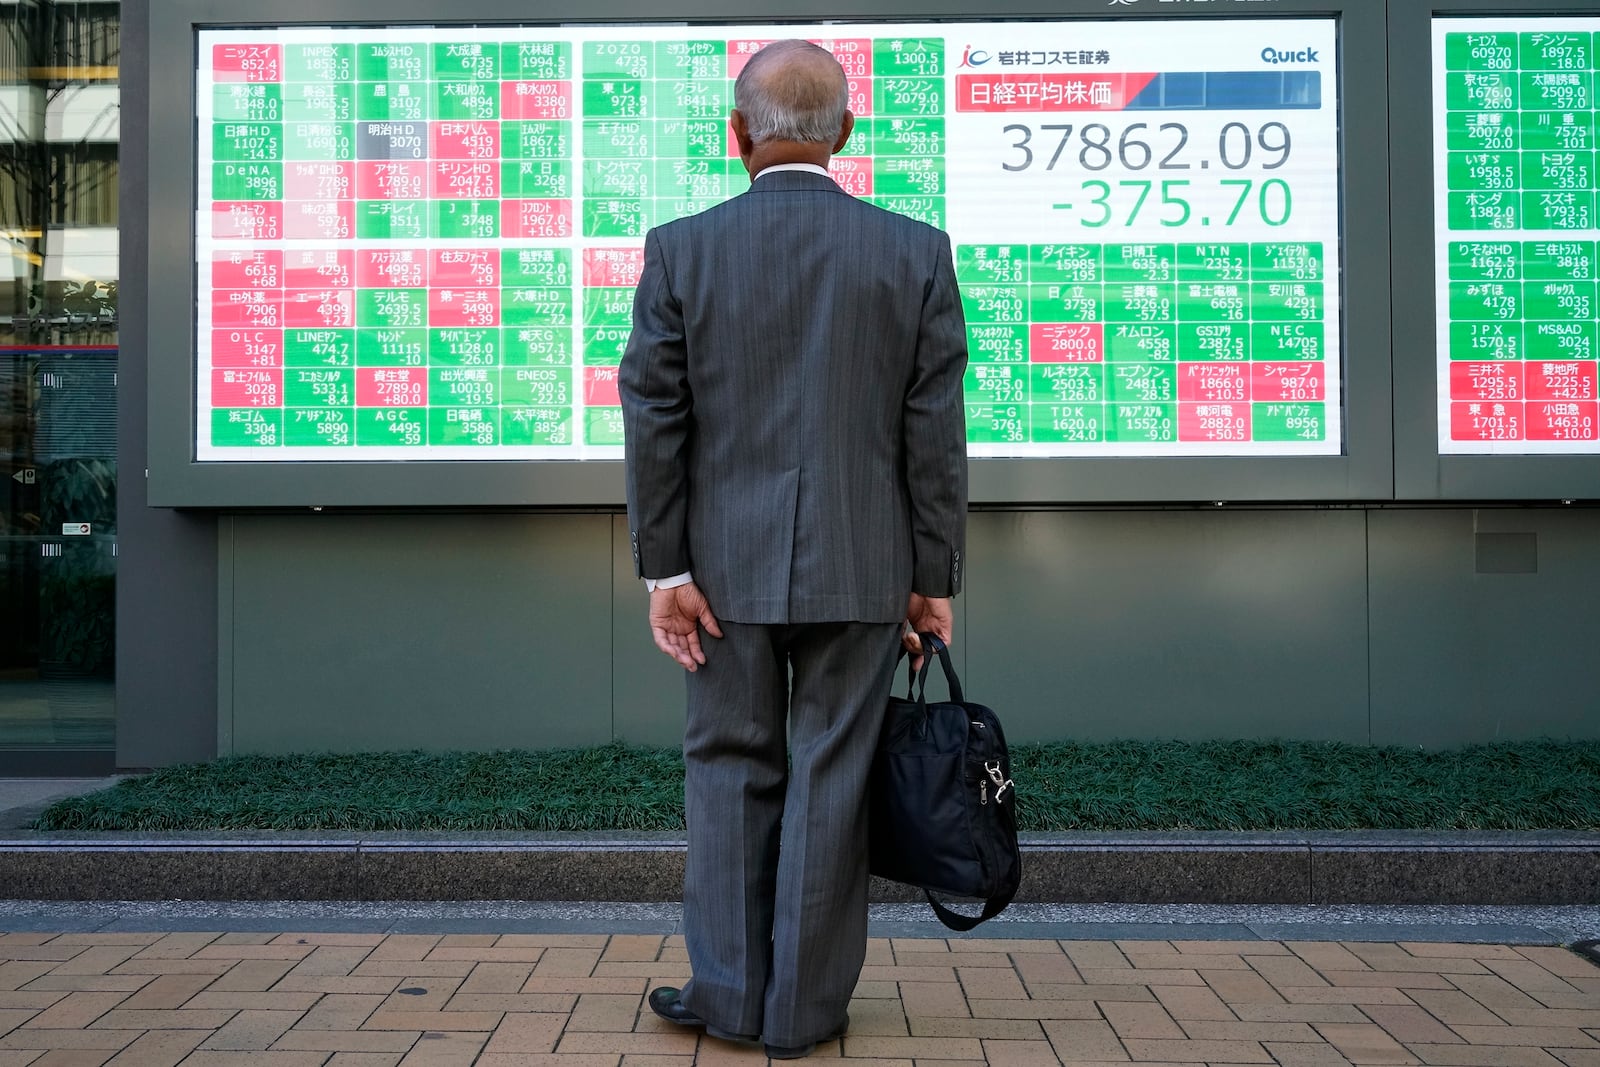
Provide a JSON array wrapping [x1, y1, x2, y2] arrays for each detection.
[[646, 986, 757, 1043], [764, 1014, 849, 1060]]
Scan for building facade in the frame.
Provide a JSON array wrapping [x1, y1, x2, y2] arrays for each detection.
[[8, 0, 1600, 777]]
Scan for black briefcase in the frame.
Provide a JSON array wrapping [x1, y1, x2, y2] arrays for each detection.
[[867, 634, 1021, 931]]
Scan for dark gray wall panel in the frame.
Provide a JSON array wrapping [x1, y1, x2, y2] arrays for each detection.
[[610, 514, 688, 747], [115, 0, 220, 771], [225, 513, 612, 753], [965, 510, 1370, 743], [1369, 508, 1600, 746]]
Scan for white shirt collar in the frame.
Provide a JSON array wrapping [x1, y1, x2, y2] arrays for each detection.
[[754, 162, 832, 179]]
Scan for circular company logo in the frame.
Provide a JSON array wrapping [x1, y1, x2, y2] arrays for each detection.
[[958, 45, 991, 67]]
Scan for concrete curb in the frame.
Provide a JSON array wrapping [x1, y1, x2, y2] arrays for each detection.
[[2, 831, 1598, 904]]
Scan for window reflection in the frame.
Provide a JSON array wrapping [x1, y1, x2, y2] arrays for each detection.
[[0, 1, 119, 759]]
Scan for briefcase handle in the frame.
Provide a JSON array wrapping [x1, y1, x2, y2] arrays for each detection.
[[902, 632, 965, 705]]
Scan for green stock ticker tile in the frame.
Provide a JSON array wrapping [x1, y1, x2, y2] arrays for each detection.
[[1523, 279, 1598, 321], [1450, 240, 1522, 281], [355, 327, 425, 366], [1448, 190, 1520, 230], [503, 41, 572, 80], [586, 405, 626, 445], [357, 44, 427, 83], [1524, 239, 1598, 278], [357, 201, 427, 240], [1450, 321, 1524, 361], [213, 121, 282, 162], [1524, 190, 1597, 229], [503, 326, 574, 365], [583, 287, 634, 328], [282, 83, 354, 123], [433, 200, 500, 239], [357, 82, 427, 122], [875, 76, 942, 116], [657, 40, 725, 79], [585, 41, 653, 80], [1518, 112, 1597, 153], [583, 325, 631, 365], [583, 79, 646, 119], [956, 245, 1027, 284], [356, 288, 426, 329], [1450, 280, 1521, 322], [1519, 70, 1593, 112], [1523, 151, 1596, 193], [283, 42, 355, 82], [282, 367, 353, 408], [1447, 111, 1518, 153], [502, 247, 573, 287], [212, 407, 282, 447], [1445, 70, 1517, 111], [1253, 401, 1326, 441], [432, 41, 500, 80], [282, 121, 355, 160], [214, 82, 282, 122], [1033, 364, 1105, 403], [503, 405, 576, 446], [428, 367, 500, 407], [356, 406, 425, 446], [284, 328, 353, 367], [504, 159, 572, 199], [869, 195, 943, 226], [1444, 31, 1517, 73], [426, 328, 501, 366], [429, 406, 501, 445], [213, 161, 282, 201], [960, 284, 1026, 325], [965, 323, 1029, 363], [284, 406, 354, 446], [875, 38, 944, 77], [433, 80, 499, 120], [584, 197, 649, 237], [503, 120, 573, 159], [501, 288, 574, 328]]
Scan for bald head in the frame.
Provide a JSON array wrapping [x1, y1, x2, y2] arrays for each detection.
[[734, 39, 850, 145]]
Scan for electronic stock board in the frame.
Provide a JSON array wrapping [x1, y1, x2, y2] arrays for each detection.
[[1389, 0, 1600, 500], [145, 0, 1393, 506]]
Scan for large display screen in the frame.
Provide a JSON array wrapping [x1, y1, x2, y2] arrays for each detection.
[[1434, 17, 1600, 454], [197, 20, 1341, 462]]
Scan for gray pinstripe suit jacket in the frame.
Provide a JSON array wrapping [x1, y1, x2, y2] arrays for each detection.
[[621, 169, 968, 625]]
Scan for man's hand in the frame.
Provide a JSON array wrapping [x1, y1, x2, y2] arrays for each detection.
[[649, 582, 723, 672], [902, 593, 954, 671]]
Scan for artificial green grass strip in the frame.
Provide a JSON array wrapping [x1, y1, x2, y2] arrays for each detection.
[[1009, 740, 1600, 831], [33, 739, 1600, 832], [35, 743, 688, 833]]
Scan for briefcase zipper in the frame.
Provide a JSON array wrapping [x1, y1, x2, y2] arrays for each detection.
[[985, 760, 1014, 803]]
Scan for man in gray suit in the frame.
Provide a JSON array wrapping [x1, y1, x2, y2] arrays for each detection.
[[620, 39, 968, 1060]]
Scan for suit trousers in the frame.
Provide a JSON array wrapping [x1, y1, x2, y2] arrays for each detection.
[[678, 619, 903, 1047]]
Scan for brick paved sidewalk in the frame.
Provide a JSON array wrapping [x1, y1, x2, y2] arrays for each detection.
[[1, 932, 1598, 1066]]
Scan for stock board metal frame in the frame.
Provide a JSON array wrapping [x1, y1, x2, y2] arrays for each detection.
[[1392, 0, 1600, 500], [144, 0, 1391, 507]]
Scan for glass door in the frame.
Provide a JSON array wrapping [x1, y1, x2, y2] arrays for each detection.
[[0, 0, 120, 771]]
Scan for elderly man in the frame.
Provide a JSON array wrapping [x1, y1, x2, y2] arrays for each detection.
[[620, 38, 969, 1059]]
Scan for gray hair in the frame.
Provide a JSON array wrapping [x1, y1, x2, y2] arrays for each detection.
[[734, 39, 849, 144]]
